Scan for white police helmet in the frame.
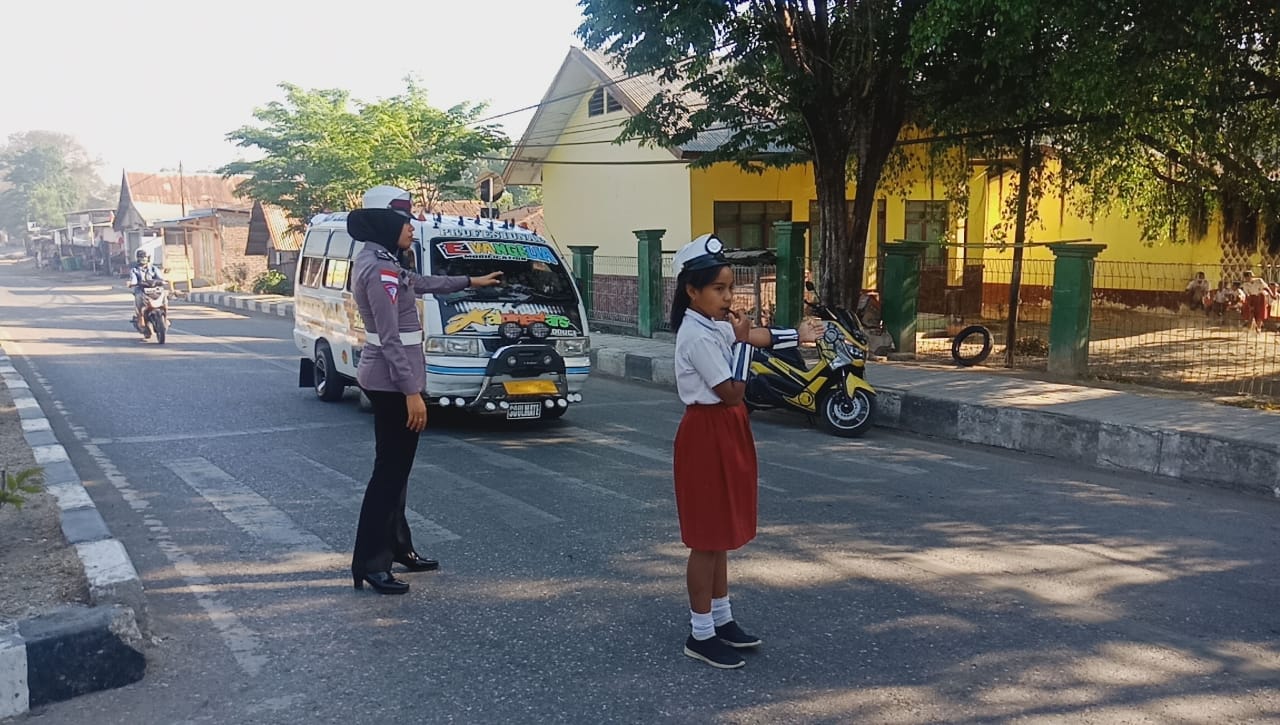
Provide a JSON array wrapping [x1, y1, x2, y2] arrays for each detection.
[[671, 233, 727, 275], [362, 185, 414, 219]]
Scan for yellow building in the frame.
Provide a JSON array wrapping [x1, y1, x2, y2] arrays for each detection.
[[506, 48, 1270, 310], [504, 48, 959, 279]]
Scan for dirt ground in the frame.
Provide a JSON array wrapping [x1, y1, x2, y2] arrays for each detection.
[[914, 307, 1280, 403], [0, 377, 87, 623]]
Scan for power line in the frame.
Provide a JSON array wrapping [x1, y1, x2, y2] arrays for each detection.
[[467, 44, 729, 128]]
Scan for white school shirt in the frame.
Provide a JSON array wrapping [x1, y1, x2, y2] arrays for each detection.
[[1242, 278, 1270, 297], [675, 309, 738, 405]]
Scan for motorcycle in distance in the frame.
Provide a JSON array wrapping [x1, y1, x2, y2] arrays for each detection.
[[744, 281, 876, 437], [132, 280, 170, 344]]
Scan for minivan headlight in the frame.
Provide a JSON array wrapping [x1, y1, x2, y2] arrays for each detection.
[[426, 336, 481, 356], [556, 337, 590, 356]]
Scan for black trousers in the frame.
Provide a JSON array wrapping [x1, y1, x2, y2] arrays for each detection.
[[352, 389, 421, 574]]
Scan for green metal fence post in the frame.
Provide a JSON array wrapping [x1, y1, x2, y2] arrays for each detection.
[[568, 245, 598, 317], [1047, 243, 1107, 376], [772, 221, 809, 328], [881, 241, 930, 356], [633, 229, 666, 337]]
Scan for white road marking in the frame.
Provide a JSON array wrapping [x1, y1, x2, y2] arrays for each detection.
[[89, 421, 358, 446], [2, 342, 271, 678], [280, 451, 460, 545], [447, 435, 654, 508], [765, 460, 885, 487], [165, 458, 334, 555], [556, 425, 672, 464], [167, 324, 297, 372], [416, 462, 564, 529]]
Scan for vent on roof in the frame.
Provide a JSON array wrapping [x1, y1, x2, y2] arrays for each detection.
[[588, 87, 622, 117]]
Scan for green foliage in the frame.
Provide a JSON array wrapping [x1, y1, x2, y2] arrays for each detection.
[[252, 269, 290, 295], [0, 466, 44, 511], [577, 0, 931, 310], [224, 264, 249, 293], [221, 79, 509, 227], [0, 131, 107, 237], [914, 0, 1280, 252]]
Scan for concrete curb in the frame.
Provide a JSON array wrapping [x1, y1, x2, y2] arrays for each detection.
[[186, 291, 294, 319], [589, 347, 1280, 499], [0, 347, 147, 716], [179, 292, 1280, 498]]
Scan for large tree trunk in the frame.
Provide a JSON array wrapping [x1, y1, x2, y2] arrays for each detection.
[[814, 149, 854, 311]]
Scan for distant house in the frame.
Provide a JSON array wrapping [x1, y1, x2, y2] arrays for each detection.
[[111, 170, 254, 286], [244, 201, 303, 284]]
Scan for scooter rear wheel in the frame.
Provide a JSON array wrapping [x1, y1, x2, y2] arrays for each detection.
[[818, 388, 875, 438]]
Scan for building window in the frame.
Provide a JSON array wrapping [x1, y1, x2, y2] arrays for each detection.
[[714, 201, 791, 250], [588, 87, 623, 117], [904, 200, 949, 265]]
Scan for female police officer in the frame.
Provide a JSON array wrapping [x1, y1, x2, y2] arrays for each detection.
[[346, 206, 501, 594]]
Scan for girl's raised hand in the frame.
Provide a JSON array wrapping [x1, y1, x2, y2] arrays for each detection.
[[727, 310, 752, 342], [798, 317, 825, 343]]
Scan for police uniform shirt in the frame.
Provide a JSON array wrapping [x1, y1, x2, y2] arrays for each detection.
[[351, 243, 469, 395], [675, 309, 739, 406]]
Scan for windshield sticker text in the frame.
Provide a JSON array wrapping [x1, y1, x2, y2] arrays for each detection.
[[438, 241, 560, 265], [446, 308, 576, 335]]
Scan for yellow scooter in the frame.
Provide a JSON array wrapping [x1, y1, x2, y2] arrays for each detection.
[[744, 283, 876, 437]]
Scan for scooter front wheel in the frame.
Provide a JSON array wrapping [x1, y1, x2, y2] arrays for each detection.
[[818, 388, 875, 438]]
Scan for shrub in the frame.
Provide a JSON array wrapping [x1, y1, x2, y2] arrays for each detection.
[[1013, 336, 1050, 356], [224, 264, 249, 292], [0, 466, 44, 511], [252, 269, 291, 295]]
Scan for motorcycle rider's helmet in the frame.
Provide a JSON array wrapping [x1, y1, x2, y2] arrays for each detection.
[[362, 185, 414, 219], [135, 249, 150, 265]]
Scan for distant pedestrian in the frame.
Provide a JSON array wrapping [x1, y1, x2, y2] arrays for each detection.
[[1185, 271, 1210, 310], [668, 233, 822, 669], [346, 205, 501, 595], [1241, 270, 1272, 332]]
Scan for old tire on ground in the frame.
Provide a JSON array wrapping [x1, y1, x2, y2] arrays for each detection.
[[951, 325, 993, 367], [314, 341, 346, 402], [818, 387, 874, 438]]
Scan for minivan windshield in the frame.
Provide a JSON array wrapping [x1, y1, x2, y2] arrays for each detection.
[[428, 238, 578, 303]]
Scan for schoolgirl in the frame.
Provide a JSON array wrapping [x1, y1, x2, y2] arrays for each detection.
[[669, 233, 821, 669]]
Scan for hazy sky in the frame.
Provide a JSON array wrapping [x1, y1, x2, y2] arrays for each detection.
[[0, 0, 586, 178]]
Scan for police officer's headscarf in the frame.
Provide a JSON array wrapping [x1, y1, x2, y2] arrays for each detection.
[[347, 208, 408, 254]]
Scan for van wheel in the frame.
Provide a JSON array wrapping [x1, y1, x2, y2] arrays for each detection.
[[314, 342, 345, 402]]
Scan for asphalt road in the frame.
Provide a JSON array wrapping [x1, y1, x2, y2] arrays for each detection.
[[2, 259, 1278, 724]]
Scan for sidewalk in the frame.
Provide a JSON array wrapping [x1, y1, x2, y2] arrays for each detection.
[[0, 345, 147, 717], [187, 291, 1280, 498]]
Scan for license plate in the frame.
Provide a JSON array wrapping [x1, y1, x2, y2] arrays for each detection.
[[506, 402, 542, 420], [503, 380, 558, 395]]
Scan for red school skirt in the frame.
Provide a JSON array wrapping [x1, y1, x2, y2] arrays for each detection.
[[673, 403, 758, 551]]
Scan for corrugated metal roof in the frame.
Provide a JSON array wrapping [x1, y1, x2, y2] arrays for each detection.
[[264, 204, 302, 251], [125, 172, 250, 210]]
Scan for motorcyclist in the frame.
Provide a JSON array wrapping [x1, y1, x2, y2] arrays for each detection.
[[127, 249, 166, 336]]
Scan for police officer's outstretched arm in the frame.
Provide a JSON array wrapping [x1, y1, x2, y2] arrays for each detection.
[[403, 269, 503, 294]]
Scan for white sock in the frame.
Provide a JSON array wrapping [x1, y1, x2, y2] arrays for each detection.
[[711, 597, 733, 627], [690, 610, 715, 641]]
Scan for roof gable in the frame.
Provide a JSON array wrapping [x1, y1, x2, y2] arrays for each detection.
[[503, 48, 687, 185]]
